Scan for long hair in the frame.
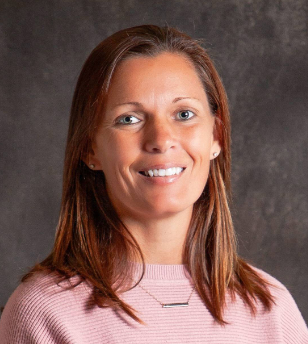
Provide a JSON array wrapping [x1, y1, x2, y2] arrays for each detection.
[[23, 25, 274, 324]]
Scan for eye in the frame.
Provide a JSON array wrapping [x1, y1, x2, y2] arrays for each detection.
[[117, 115, 141, 125], [176, 110, 195, 121]]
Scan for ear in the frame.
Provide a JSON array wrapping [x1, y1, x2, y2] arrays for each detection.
[[210, 139, 221, 160], [82, 145, 103, 171], [210, 119, 222, 160]]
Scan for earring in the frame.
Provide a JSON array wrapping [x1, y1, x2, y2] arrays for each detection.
[[89, 164, 95, 169], [213, 152, 219, 158]]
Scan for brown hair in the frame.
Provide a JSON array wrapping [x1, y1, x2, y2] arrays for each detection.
[[23, 25, 274, 324]]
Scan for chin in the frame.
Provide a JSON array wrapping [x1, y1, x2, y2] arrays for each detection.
[[138, 199, 194, 219]]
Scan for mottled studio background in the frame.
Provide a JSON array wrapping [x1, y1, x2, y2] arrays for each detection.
[[0, 0, 307, 323]]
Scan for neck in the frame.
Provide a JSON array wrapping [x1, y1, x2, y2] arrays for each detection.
[[121, 208, 192, 265]]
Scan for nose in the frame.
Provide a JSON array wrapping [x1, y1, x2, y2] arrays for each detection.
[[143, 118, 177, 154]]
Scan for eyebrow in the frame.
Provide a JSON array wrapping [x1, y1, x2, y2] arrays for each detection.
[[173, 96, 201, 103], [113, 101, 143, 109], [113, 97, 201, 109]]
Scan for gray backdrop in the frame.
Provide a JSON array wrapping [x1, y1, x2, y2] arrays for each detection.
[[1, 0, 307, 323]]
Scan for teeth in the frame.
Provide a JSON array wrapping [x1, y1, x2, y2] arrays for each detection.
[[166, 168, 173, 176], [158, 169, 166, 176], [142, 167, 184, 177]]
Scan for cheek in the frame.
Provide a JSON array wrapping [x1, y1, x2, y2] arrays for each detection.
[[99, 134, 138, 174], [186, 126, 214, 159]]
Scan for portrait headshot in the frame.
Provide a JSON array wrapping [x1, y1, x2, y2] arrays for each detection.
[[0, 1, 307, 343]]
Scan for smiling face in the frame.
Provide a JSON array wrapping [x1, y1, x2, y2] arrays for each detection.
[[89, 52, 220, 221]]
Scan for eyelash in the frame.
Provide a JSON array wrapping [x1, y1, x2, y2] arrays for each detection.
[[116, 109, 195, 125]]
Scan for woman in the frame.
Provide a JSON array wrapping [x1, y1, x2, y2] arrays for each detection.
[[0, 25, 307, 343]]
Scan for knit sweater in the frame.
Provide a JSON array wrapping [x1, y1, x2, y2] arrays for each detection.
[[0, 265, 307, 343]]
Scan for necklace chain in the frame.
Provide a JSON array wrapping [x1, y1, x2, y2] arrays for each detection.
[[138, 283, 195, 308]]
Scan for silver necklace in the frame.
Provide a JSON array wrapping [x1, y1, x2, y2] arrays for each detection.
[[138, 284, 195, 308]]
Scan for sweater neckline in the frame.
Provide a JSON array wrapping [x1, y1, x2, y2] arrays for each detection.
[[133, 263, 191, 280]]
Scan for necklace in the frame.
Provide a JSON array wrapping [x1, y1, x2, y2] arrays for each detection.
[[138, 283, 195, 308]]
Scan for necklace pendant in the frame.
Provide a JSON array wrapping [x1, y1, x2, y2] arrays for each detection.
[[162, 302, 189, 308]]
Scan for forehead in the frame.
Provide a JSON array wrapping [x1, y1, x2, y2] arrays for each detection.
[[105, 52, 207, 106]]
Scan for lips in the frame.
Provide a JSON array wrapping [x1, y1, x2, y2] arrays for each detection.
[[138, 164, 187, 178]]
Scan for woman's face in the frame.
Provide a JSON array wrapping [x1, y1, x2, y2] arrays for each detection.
[[89, 52, 220, 221]]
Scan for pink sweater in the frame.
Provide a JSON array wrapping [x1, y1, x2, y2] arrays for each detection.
[[0, 264, 307, 343]]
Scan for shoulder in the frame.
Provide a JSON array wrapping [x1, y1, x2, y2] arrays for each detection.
[[1, 272, 90, 317], [0, 272, 62, 321], [251, 266, 308, 342], [0, 272, 91, 343], [252, 265, 302, 303], [252, 265, 301, 311]]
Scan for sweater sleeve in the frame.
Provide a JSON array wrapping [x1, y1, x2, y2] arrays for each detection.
[[277, 285, 308, 344], [0, 275, 77, 344], [0, 287, 49, 343], [0, 294, 51, 343], [255, 267, 308, 344]]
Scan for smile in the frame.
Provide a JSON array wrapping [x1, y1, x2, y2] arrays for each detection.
[[139, 167, 185, 177]]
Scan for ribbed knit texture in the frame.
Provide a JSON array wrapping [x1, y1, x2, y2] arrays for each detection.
[[0, 264, 307, 343]]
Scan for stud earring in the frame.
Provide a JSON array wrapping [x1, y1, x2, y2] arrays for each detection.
[[213, 152, 219, 158], [89, 164, 95, 169]]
